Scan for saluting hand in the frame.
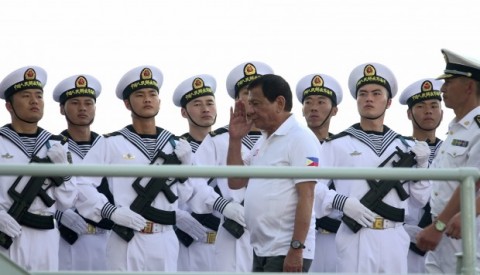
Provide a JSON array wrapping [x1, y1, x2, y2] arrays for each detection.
[[229, 100, 253, 140]]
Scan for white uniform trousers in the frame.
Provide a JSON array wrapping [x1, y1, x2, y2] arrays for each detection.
[[335, 223, 409, 273], [407, 249, 426, 273], [310, 231, 336, 272], [106, 227, 178, 271], [0, 226, 60, 271], [213, 225, 253, 272], [58, 230, 109, 271], [177, 239, 215, 271]]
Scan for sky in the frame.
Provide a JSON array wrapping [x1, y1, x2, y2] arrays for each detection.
[[1, 0, 479, 140]]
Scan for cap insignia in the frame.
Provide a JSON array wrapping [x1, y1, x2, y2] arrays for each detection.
[[421, 80, 432, 92], [192, 77, 205, 90], [312, 75, 324, 87], [244, 63, 257, 76], [364, 64, 376, 77], [140, 68, 153, 80], [24, 68, 36, 80], [75, 76, 88, 88]]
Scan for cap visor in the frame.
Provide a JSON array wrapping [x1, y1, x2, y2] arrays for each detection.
[[436, 73, 454, 80]]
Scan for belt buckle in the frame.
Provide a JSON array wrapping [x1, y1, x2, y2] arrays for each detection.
[[87, 224, 96, 234], [373, 217, 384, 229], [141, 221, 154, 234], [206, 232, 216, 244]]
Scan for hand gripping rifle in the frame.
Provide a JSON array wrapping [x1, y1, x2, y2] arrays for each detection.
[[112, 150, 186, 242], [342, 146, 417, 233], [0, 156, 64, 249]]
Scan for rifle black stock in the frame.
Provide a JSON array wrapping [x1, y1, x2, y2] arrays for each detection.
[[343, 146, 417, 233], [0, 156, 62, 249], [112, 149, 183, 242]]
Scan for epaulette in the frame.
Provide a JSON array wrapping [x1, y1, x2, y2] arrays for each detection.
[[209, 126, 229, 137], [324, 131, 349, 142], [475, 115, 480, 128], [103, 131, 121, 138]]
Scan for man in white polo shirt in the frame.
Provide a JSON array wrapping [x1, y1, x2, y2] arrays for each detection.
[[227, 74, 318, 272]]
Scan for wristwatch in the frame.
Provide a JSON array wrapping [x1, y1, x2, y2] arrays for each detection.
[[290, 240, 306, 249], [434, 219, 446, 232]]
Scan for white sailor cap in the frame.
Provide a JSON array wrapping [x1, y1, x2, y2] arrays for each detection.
[[399, 78, 443, 108], [437, 49, 480, 81], [53, 75, 102, 104], [348, 62, 397, 99], [0, 66, 47, 100], [226, 61, 274, 99], [173, 74, 216, 107], [115, 65, 163, 100], [295, 73, 343, 106]]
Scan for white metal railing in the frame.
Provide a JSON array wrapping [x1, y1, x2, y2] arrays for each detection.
[[0, 164, 478, 275]]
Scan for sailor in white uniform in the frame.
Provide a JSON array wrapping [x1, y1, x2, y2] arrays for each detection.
[[398, 78, 444, 273], [296, 73, 343, 272], [173, 74, 219, 271], [0, 66, 77, 271], [52, 74, 111, 271], [315, 62, 431, 273]]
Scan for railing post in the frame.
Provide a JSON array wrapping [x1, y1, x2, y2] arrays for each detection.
[[459, 175, 478, 275]]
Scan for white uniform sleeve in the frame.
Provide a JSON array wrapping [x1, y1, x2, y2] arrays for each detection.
[[314, 180, 339, 218], [53, 178, 78, 211], [179, 178, 220, 214], [406, 141, 432, 208], [192, 134, 218, 166], [75, 182, 109, 222], [406, 179, 431, 209], [314, 141, 339, 217], [72, 138, 109, 222], [52, 142, 77, 211]]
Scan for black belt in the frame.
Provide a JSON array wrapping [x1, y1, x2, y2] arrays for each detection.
[[20, 212, 54, 229]]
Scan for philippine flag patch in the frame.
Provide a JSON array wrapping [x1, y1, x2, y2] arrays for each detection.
[[306, 157, 319, 167]]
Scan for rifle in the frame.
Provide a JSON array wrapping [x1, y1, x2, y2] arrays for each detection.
[[0, 156, 64, 249], [342, 146, 417, 233], [112, 149, 185, 242]]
